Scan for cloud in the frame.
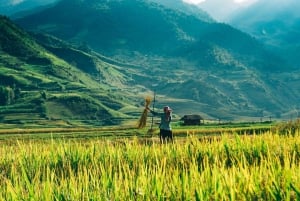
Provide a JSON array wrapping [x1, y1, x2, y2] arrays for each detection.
[[234, 0, 259, 5], [0, 0, 25, 6], [182, 0, 206, 4], [182, 0, 257, 5], [10, 0, 24, 5], [234, 0, 250, 3]]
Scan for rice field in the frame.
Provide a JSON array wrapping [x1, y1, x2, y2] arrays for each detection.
[[0, 125, 300, 200]]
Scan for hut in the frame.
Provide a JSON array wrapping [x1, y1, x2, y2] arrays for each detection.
[[180, 114, 204, 126]]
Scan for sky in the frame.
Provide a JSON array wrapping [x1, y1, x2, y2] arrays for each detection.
[[183, 0, 257, 5]]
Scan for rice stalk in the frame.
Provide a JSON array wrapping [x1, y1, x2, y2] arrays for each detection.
[[137, 97, 151, 129]]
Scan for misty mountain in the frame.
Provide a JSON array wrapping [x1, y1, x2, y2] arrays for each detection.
[[15, 0, 285, 71], [228, 0, 300, 68], [196, 0, 244, 22], [150, 0, 214, 23], [4, 0, 300, 121], [0, 0, 58, 16]]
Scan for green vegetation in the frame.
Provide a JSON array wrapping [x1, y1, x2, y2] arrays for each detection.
[[272, 119, 300, 136], [0, 124, 299, 200], [0, 15, 143, 127], [1, 0, 299, 126], [13, 0, 300, 120]]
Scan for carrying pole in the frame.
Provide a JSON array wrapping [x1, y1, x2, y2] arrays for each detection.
[[150, 90, 156, 130]]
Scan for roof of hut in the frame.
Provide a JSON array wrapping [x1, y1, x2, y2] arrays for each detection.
[[180, 114, 204, 120]]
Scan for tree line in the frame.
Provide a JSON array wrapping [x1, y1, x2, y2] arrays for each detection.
[[0, 85, 20, 105]]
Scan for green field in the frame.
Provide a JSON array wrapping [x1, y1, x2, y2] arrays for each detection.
[[0, 121, 300, 200]]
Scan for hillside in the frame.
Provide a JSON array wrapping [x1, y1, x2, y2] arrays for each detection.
[[228, 0, 300, 69], [13, 0, 300, 120], [14, 0, 284, 71], [0, 15, 143, 127], [0, 0, 58, 16]]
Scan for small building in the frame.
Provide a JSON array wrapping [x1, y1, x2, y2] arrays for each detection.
[[180, 114, 204, 126]]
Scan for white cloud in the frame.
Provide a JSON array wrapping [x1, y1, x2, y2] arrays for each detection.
[[234, 0, 248, 3], [2, 0, 25, 6], [182, 0, 206, 4], [183, 0, 257, 5], [234, 0, 259, 5], [10, 0, 24, 5]]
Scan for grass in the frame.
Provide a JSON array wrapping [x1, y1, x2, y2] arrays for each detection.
[[0, 23, 139, 128], [0, 122, 299, 200]]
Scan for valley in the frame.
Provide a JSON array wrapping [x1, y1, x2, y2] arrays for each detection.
[[0, 0, 299, 127]]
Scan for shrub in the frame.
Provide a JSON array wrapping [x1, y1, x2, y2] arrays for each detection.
[[0, 85, 14, 105], [272, 119, 300, 136]]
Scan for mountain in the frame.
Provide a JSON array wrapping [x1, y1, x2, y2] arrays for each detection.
[[228, 0, 300, 68], [0, 0, 58, 16], [14, 0, 283, 70], [195, 0, 243, 22], [0, 15, 144, 127], [3, 0, 300, 123], [150, 0, 214, 23]]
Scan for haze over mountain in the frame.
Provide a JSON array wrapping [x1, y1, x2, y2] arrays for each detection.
[[194, 0, 300, 80], [186, 0, 258, 22], [227, 0, 300, 68], [0, 0, 58, 16], [1, 0, 299, 126]]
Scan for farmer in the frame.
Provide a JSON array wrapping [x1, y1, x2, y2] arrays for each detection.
[[147, 106, 173, 143]]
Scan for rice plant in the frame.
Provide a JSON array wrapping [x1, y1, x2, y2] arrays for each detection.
[[0, 131, 300, 200]]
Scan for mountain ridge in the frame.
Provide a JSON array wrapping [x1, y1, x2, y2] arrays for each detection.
[[14, 0, 287, 72], [1, 0, 299, 125], [0, 15, 143, 127], [228, 0, 300, 69]]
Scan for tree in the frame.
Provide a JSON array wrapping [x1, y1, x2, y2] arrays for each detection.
[[0, 86, 15, 105]]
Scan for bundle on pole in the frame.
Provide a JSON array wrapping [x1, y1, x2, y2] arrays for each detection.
[[137, 96, 151, 129]]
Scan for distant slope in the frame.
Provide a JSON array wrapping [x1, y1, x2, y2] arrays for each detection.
[[15, 0, 284, 71], [150, 0, 214, 23], [0, 0, 58, 16], [0, 15, 141, 127], [228, 0, 300, 68], [9, 0, 300, 120]]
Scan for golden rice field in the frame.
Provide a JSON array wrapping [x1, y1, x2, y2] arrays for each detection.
[[0, 126, 300, 200]]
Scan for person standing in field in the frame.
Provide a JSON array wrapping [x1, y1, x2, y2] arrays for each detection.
[[147, 106, 173, 143]]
